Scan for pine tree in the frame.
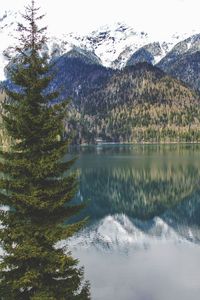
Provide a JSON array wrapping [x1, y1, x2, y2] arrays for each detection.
[[0, 1, 90, 299]]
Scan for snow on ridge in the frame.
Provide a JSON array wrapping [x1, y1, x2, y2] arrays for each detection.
[[0, 10, 20, 80], [0, 11, 200, 80], [47, 24, 196, 70]]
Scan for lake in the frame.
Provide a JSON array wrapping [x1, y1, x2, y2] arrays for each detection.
[[65, 144, 200, 300]]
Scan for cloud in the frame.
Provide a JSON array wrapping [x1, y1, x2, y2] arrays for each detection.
[[1, 0, 200, 37]]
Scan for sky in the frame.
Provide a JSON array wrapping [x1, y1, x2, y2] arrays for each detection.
[[1, 0, 200, 38]]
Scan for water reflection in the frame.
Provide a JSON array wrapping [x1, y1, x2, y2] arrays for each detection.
[[73, 144, 200, 222], [66, 145, 200, 300]]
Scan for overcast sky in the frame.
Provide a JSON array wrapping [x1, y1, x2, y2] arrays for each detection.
[[1, 0, 200, 38]]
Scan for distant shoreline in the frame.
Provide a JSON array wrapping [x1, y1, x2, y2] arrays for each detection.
[[1, 141, 200, 150], [79, 141, 200, 146]]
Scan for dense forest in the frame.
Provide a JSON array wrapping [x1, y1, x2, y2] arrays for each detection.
[[60, 61, 200, 144], [1, 56, 200, 146]]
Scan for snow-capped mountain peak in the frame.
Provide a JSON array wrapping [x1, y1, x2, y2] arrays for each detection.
[[0, 11, 200, 80], [47, 23, 198, 70], [66, 22, 151, 69]]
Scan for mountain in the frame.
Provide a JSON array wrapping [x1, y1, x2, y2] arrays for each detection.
[[50, 27, 200, 93], [126, 42, 166, 66], [50, 54, 114, 105], [4, 51, 198, 144], [60, 47, 102, 65], [42, 27, 200, 93], [47, 25, 198, 71], [52, 57, 198, 110], [0, 9, 197, 79], [47, 23, 152, 69], [53, 24, 195, 69], [0, 10, 19, 80], [1, 11, 200, 145], [157, 34, 200, 91], [81, 23, 152, 69], [49, 57, 200, 143]]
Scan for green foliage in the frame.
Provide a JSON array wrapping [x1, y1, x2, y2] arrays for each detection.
[[0, 1, 90, 299], [66, 101, 200, 144], [0, 90, 12, 149], [63, 64, 200, 144]]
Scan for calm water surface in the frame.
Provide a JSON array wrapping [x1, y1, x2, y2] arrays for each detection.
[[67, 144, 200, 300]]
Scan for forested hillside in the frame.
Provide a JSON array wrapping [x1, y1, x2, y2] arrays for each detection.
[[53, 59, 200, 143], [1, 58, 200, 145]]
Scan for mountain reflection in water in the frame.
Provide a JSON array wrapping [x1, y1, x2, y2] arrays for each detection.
[[70, 144, 200, 223], [64, 144, 200, 300]]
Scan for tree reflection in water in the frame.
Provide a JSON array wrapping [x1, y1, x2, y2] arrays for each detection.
[[72, 144, 200, 223]]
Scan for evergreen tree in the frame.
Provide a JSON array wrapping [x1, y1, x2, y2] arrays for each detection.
[[0, 1, 90, 299]]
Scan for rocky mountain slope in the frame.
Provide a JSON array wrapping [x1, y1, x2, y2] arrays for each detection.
[[49, 55, 200, 143], [1, 10, 200, 145], [47, 24, 197, 70], [2, 49, 200, 145], [0, 10, 18, 80], [126, 42, 163, 66], [52, 56, 199, 109], [0, 10, 197, 78], [157, 34, 200, 91]]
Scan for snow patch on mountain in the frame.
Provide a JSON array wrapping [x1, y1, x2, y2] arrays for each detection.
[[0, 10, 199, 80], [0, 10, 19, 80], [170, 33, 200, 56], [51, 24, 195, 69]]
